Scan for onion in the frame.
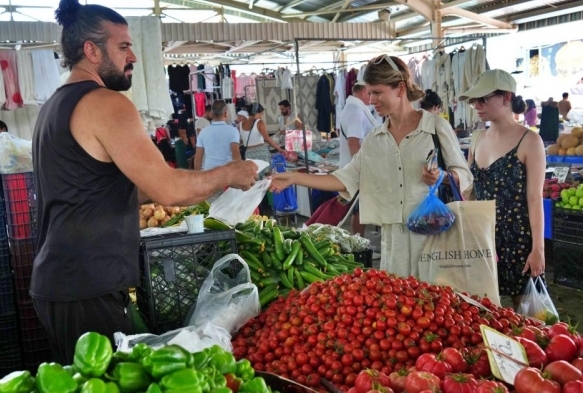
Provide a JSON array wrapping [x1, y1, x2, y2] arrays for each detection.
[[147, 217, 158, 227], [139, 218, 148, 230], [154, 209, 166, 221], [142, 208, 154, 219]]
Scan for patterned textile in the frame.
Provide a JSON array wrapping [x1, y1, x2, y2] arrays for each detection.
[[293, 75, 318, 132], [256, 78, 288, 134]]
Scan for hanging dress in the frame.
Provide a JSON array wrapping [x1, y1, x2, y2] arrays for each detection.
[[471, 131, 540, 297]]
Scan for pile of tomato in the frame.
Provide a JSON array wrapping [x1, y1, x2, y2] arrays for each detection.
[[231, 268, 582, 392]]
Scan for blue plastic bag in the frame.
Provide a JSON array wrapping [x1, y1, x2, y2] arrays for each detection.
[[406, 171, 455, 235], [273, 186, 298, 213]]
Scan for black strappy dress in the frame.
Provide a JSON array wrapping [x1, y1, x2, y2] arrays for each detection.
[[470, 131, 536, 297]]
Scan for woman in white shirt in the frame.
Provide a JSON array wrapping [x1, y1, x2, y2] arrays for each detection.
[[239, 103, 285, 178], [271, 55, 472, 278]]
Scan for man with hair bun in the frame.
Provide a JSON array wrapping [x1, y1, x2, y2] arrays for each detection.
[[31, 0, 257, 363], [271, 55, 472, 277]]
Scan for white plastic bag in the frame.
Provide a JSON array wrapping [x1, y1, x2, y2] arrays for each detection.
[[188, 254, 260, 334], [517, 277, 559, 325], [208, 179, 271, 226], [0, 132, 33, 174]]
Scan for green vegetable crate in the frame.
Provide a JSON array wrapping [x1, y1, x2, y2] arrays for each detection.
[[137, 231, 237, 334]]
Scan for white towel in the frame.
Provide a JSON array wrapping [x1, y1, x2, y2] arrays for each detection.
[[0, 51, 22, 110], [30, 50, 61, 103], [126, 17, 148, 115], [0, 66, 5, 109], [15, 50, 36, 106]]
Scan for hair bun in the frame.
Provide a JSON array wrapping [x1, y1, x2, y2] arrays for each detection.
[[55, 0, 82, 27]]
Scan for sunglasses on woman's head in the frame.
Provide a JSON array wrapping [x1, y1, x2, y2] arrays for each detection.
[[468, 92, 500, 108], [369, 55, 404, 81]]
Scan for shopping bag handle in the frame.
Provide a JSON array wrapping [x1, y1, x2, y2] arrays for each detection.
[[429, 169, 445, 195], [447, 171, 464, 202]]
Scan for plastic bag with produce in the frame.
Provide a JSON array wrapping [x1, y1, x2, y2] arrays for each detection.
[[209, 179, 271, 226], [406, 170, 455, 235], [517, 277, 559, 325]]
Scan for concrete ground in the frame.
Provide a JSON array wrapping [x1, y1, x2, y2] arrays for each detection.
[[294, 215, 583, 333]]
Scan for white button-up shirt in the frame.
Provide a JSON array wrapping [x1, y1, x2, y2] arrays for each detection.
[[333, 110, 473, 226]]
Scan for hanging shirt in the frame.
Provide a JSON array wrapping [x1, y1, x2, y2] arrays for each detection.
[[316, 73, 335, 133], [204, 64, 214, 93], [194, 92, 206, 117], [222, 77, 234, 100], [334, 70, 346, 129], [281, 69, 294, 90], [189, 65, 198, 91]]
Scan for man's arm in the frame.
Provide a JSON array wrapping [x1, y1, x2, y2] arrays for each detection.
[[138, 189, 152, 204], [348, 137, 361, 157], [231, 143, 242, 161], [194, 147, 204, 170], [74, 90, 256, 206]]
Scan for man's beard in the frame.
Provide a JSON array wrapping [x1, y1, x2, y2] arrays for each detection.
[[281, 109, 290, 116], [98, 53, 133, 92]]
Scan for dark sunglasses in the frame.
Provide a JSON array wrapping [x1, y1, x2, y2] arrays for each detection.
[[468, 92, 501, 108]]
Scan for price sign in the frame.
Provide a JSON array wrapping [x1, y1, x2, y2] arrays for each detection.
[[552, 165, 571, 183], [480, 325, 529, 385], [456, 292, 490, 312]]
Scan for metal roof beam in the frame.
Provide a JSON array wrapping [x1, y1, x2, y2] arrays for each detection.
[[282, 2, 398, 18], [332, 0, 353, 23], [163, 0, 304, 22], [510, 0, 583, 23], [279, 0, 313, 12], [441, 7, 515, 29], [394, 0, 435, 22]]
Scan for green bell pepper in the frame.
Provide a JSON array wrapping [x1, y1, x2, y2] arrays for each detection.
[[235, 359, 254, 381], [80, 378, 120, 393], [36, 362, 78, 393], [73, 373, 87, 386], [159, 369, 204, 393], [200, 368, 226, 390], [207, 351, 236, 375], [239, 377, 270, 393], [129, 344, 153, 363], [209, 388, 231, 393], [74, 332, 114, 378], [144, 383, 163, 393], [0, 370, 35, 393], [108, 363, 151, 393], [190, 350, 210, 370], [62, 366, 76, 377], [141, 345, 192, 380]]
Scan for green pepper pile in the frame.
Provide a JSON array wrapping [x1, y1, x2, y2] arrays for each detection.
[[0, 332, 277, 393], [235, 218, 364, 308]]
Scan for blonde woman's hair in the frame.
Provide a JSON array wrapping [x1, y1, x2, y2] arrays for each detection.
[[363, 55, 425, 102]]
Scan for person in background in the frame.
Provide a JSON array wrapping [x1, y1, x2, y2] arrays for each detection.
[[271, 55, 472, 278], [277, 99, 302, 135], [419, 89, 443, 114], [239, 102, 285, 178], [338, 80, 380, 237], [558, 92, 572, 121], [195, 105, 212, 135], [32, 0, 257, 365], [524, 99, 537, 127], [461, 69, 546, 310], [0, 121, 7, 132], [235, 110, 248, 126], [194, 100, 241, 171]]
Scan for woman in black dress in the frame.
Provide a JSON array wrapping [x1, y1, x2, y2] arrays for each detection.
[[460, 70, 547, 310]]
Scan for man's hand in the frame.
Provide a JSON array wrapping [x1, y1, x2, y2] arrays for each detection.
[[224, 160, 258, 190], [422, 167, 441, 186]]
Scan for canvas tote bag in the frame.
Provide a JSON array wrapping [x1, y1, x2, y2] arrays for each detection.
[[418, 183, 501, 306]]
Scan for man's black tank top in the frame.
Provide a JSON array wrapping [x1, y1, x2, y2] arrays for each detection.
[[31, 81, 140, 301]]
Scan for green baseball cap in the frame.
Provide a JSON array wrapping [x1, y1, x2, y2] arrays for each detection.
[[459, 69, 517, 101]]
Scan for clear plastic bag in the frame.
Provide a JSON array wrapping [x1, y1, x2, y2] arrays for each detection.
[[406, 171, 455, 235], [306, 224, 370, 253], [0, 132, 33, 174], [517, 277, 559, 325], [187, 254, 260, 334], [208, 179, 271, 226]]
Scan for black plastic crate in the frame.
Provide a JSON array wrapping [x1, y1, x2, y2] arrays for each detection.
[[0, 273, 15, 315], [352, 248, 373, 268], [553, 209, 583, 245], [137, 230, 237, 334], [0, 313, 19, 346], [1, 173, 37, 240], [553, 240, 583, 290]]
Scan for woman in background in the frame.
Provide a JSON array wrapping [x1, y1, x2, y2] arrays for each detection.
[[419, 89, 443, 114], [524, 99, 538, 127]]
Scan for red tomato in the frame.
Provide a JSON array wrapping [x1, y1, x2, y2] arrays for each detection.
[[544, 334, 578, 363], [572, 358, 583, 373], [514, 367, 561, 393], [415, 353, 452, 380], [388, 369, 409, 393], [562, 380, 583, 393], [544, 360, 583, 386], [354, 369, 391, 393], [404, 371, 441, 393], [441, 373, 478, 393], [475, 380, 510, 393], [515, 336, 548, 368], [464, 347, 491, 379], [442, 347, 468, 373]]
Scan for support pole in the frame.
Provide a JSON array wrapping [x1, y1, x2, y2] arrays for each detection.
[[431, 0, 442, 49], [154, 0, 162, 17], [295, 39, 313, 215]]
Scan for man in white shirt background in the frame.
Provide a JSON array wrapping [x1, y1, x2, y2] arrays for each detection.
[[338, 80, 380, 236], [194, 100, 241, 171], [195, 105, 213, 136], [277, 99, 303, 135]]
